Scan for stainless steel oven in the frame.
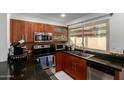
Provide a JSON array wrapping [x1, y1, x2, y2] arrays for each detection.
[[33, 44, 55, 69]]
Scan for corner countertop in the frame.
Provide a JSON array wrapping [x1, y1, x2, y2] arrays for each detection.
[[63, 51, 124, 71]]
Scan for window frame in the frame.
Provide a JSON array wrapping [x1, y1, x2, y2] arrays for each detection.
[[68, 19, 110, 52]]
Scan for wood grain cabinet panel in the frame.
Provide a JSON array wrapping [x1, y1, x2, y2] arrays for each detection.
[[55, 52, 63, 72], [73, 57, 87, 80], [24, 21, 33, 42], [10, 19, 67, 43], [10, 20, 44, 43], [45, 24, 54, 33], [63, 53, 73, 74], [10, 19, 25, 43], [35, 23, 43, 32], [64, 55, 75, 77], [55, 52, 87, 80]]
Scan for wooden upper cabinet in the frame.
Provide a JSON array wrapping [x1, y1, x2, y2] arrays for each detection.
[[10, 19, 14, 43], [10, 19, 34, 43], [53, 26, 68, 42], [45, 24, 54, 33], [10, 19, 66, 43], [24, 21, 33, 42], [54, 26, 67, 33], [34, 23, 43, 32], [33, 23, 54, 33], [10, 19, 25, 43]]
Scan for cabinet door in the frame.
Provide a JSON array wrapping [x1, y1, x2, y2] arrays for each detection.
[[24, 21, 32, 42], [54, 26, 67, 33], [10, 19, 25, 43], [10, 19, 34, 43], [62, 53, 66, 69], [36, 23, 44, 32], [63, 54, 75, 78], [53, 26, 67, 42], [25, 22, 44, 42], [55, 52, 63, 72], [10, 19, 15, 43], [45, 24, 54, 33], [62, 53, 87, 80], [63, 53, 70, 74], [31, 23, 43, 33], [68, 56, 76, 78], [74, 57, 87, 80]]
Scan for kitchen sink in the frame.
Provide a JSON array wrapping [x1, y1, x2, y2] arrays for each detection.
[[68, 51, 94, 58]]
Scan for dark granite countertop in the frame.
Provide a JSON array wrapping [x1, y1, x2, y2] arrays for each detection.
[[63, 51, 124, 71], [87, 57, 124, 71]]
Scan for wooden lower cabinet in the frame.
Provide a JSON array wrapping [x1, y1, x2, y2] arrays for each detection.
[[56, 52, 87, 80], [73, 57, 87, 80], [55, 52, 63, 72]]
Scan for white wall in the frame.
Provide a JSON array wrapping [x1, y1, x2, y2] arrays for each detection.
[[67, 13, 124, 53], [110, 13, 124, 53], [0, 13, 8, 62]]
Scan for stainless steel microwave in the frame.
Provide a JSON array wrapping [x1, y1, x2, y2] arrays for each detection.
[[34, 32, 52, 42], [55, 44, 65, 50]]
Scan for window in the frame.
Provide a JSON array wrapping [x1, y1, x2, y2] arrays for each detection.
[[69, 19, 109, 51]]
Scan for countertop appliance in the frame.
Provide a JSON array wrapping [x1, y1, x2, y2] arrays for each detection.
[[34, 32, 52, 42], [55, 44, 65, 50]]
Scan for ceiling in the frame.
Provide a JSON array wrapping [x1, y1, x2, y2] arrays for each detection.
[[13, 13, 90, 24]]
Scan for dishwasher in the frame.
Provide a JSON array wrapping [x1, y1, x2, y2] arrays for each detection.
[[87, 63, 115, 80]]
